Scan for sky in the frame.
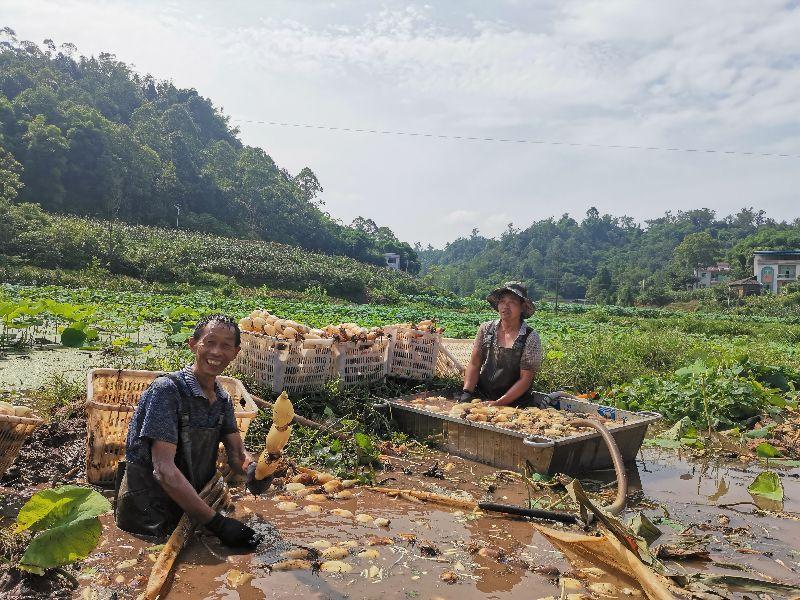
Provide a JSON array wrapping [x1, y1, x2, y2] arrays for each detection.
[[4, 0, 800, 247]]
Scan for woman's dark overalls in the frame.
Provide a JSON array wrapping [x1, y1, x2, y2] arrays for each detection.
[[115, 373, 222, 537], [477, 320, 535, 407]]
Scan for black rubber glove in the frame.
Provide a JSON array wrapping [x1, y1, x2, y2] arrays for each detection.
[[246, 462, 273, 496], [205, 512, 262, 548], [458, 389, 475, 403]]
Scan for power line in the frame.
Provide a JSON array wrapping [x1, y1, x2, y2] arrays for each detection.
[[232, 118, 800, 159]]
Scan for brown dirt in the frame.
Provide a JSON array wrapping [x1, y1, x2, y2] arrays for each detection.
[[0, 403, 88, 600], [0, 403, 87, 492], [0, 568, 76, 600]]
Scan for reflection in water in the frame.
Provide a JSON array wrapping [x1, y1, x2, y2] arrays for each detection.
[[708, 477, 729, 502]]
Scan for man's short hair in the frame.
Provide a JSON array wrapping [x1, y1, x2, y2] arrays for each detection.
[[192, 314, 241, 346]]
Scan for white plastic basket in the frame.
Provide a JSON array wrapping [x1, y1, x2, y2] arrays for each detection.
[[231, 331, 335, 393], [385, 327, 442, 381], [333, 338, 389, 388]]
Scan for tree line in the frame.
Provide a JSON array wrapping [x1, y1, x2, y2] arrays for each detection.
[[0, 30, 420, 273], [419, 207, 800, 305]]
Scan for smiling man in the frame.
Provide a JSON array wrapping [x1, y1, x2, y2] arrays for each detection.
[[115, 314, 262, 548]]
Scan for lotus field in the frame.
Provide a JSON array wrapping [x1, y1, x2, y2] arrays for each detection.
[[2, 283, 798, 446]]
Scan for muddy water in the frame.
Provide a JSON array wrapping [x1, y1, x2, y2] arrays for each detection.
[[75, 448, 800, 600], [635, 448, 800, 585]]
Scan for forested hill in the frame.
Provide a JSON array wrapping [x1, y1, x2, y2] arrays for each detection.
[[420, 207, 800, 304], [0, 30, 419, 272]]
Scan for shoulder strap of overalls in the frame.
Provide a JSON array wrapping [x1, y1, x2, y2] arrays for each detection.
[[484, 320, 499, 346], [513, 323, 532, 350], [165, 372, 196, 489]]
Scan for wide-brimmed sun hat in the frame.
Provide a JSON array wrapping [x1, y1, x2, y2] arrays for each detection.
[[486, 281, 536, 318]]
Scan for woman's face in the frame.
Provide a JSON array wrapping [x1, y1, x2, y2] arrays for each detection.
[[497, 292, 523, 322]]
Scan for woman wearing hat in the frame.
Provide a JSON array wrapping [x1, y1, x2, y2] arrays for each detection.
[[461, 282, 542, 407]]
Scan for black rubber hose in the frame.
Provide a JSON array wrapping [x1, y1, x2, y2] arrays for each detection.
[[478, 502, 578, 524], [568, 417, 628, 515]]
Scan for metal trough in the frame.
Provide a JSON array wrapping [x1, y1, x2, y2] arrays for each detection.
[[378, 391, 661, 476]]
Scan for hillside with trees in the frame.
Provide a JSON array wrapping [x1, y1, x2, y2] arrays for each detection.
[[0, 29, 419, 272], [420, 207, 800, 305]]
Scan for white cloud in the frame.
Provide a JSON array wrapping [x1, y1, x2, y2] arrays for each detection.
[[445, 209, 480, 224]]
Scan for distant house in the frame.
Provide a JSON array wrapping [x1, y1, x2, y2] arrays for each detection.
[[753, 250, 800, 293], [383, 252, 401, 271], [693, 262, 730, 289], [727, 276, 762, 298]]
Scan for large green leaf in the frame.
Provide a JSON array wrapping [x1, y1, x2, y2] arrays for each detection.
[[60, 326, 87, 347], [15, 485, 111, 534], [754, 442, 781, 458], [19, 517, 102, 575], [747, 471, 784, 503]]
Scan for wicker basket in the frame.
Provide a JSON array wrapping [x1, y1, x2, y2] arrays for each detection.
[[85, 369, 258, 487], [386, 328, 442, 381], [231, 331, 334, 393], [435, 337, 475, 378], [0, 413, 45, 479], [333, 338, 389, 388]]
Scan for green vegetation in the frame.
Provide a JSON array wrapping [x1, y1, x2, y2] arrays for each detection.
[[3, 282, 798, 435], [420, 206, 800, 304], [0, 32, 419, 271], [0, 198, 437, 302]]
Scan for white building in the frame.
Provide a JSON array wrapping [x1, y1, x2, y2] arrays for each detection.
[[693, 262, 730, 289], [753, 250, 800, 293], [383, 252, 401, 270]]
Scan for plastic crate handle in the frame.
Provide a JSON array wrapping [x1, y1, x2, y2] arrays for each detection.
[[523, 435, 555, 448]]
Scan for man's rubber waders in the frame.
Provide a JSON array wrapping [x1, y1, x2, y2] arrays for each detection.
[[115, 373, 223, 537]]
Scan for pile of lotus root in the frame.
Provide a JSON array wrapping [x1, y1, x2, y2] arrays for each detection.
[[239, 309, 384, 342], [387, 319, 444, 336], [406, 396, 617, 439]]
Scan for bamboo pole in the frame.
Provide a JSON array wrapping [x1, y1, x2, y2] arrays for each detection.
[[367, 486, 478, 511], [141, 474, 225, 600]]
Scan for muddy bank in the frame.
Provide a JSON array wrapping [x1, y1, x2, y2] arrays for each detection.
[[0, 403, 86, 500]]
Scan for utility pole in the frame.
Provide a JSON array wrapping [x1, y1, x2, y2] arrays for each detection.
[[554, 254, 561, 313], [174, 204, 181, 228]]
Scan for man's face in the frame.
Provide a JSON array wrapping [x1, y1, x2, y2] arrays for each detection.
[[497, 292, 523, 321], [188, 321, 240, 379]]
